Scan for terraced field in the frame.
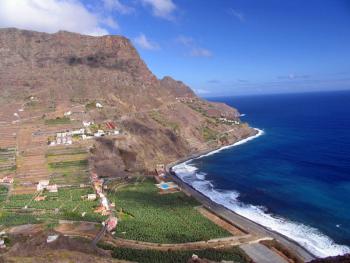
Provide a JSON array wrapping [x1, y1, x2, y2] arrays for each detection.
[[0, 187, 106, 226], [47, 146, 90, 186], [0, 147, 16, 176]]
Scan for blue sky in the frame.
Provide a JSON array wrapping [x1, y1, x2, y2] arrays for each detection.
[[1, 0, 350, 96]]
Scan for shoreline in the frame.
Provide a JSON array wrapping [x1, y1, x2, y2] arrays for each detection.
[[166, 128, 317, 262]]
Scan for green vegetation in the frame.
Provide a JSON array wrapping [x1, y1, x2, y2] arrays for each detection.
[[0, 147, 16, 174], [99, 244, 250, 263], [47, 148, 89, 185], [107, 178, 230, 243], [201, 126, 218, 141], [0, 186, 8, 202], [85, 101, 96, 110], [48, 159, 88, 169], [0, 187, 106, 226], [0, 211, 40, 226], [149, 111, 179, 133], [45, 116, 71, 125]]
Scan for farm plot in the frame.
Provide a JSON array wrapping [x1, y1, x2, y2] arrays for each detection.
[[107, 178, 231, 244], [0, 124, 17, 149], [0, 147, 16, 176], [0, 187, 106, 226], [99, 244, 250, 263], [47, 147, 90, 186]]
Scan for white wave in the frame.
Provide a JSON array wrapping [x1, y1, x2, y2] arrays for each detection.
[[195, 128, 264, 159], [240, 113, 246, 117], [173, 129, 350, 258], [196, 172, 206, 180]]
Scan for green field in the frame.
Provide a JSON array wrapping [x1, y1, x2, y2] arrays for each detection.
[[107, 178, 231, 243], [45, 116, 71, 125], [99, 244, 250, 263], [0, 185, 8, 202], [0, 187, 106, 226], [0, 147, 16, 174], [47, 148, 90, 186]]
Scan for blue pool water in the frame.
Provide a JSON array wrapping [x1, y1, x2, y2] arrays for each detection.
[[173, 90, 350, 257]]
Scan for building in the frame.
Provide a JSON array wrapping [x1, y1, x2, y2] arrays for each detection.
[[47, 184, 58, 193], [0, 176, 14, 184], [37, 180, 50, 191], [106, 216, 118, 232], [34, 196, 46, 201], [87, 194, 97, 201], [94, 130, 105, 137]]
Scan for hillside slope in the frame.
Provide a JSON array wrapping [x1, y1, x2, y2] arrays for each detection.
[[0, 28, 256, 175]]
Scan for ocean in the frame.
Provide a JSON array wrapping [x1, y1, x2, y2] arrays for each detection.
[[173, 90, 350, 258]]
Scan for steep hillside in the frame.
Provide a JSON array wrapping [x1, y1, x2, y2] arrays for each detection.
[[0, 28, 256, 176]]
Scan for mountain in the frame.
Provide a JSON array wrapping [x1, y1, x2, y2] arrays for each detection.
[[0, 28, 256, 176]]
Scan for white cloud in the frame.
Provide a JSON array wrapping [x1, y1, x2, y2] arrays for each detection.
[[102, 0, 133, 14], [190, 47, 212, 58], [176, 35, 194, 46], [228, 8, 245, 22], [176, 35, 213, 58], [0, 0, 114, 36], [140, 0, 176, 19], [134, 33, 159, 50]]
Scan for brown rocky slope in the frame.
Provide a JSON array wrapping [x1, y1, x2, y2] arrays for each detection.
[[0, 28, 256, 176]]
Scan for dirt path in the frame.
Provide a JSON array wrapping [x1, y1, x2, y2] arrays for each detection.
[[53, 222, 268, 251], [196, 206, 246, 236]]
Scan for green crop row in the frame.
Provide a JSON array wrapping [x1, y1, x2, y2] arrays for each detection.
[[107, 179, 230, 244], [99, 244, 251, 263]]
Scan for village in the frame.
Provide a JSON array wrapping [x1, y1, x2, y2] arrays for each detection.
[[0, 96, 305, 263]]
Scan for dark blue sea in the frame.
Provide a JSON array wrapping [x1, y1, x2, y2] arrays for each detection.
[[173, 90, 350, 257]]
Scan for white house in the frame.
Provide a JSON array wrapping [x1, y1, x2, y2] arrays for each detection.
[[83, 121, 93, 127], [87, 194, 97, 201], [64, 111, 72, 116], [94, 130, 105, 137], [37, 180, 50, 191], [96, 102, 103, 108]]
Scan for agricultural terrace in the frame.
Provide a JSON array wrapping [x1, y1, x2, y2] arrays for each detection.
[[0, 147, 16, 176], [99, 244, 251, 263], [107, 178, 231, 243], [0, 187, 106, 226], [47, 146, 90, 186]]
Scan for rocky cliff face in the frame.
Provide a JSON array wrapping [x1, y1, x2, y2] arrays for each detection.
[[0, 28, 256, 176]]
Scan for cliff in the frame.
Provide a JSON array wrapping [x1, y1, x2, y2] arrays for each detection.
[[0, 28, 256, 176]]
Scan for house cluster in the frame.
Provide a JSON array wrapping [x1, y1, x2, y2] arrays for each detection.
[[49, 121, 120, 146], [91, 172, 113, 216], [36, 180, 58, 193], [176, 97, 194, 103], [0, 176, 13, 184], [50, 131, 73, 146], [218, 117, 240, 125]]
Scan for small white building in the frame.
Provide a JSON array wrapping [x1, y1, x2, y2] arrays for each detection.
[[87, 194, 97, 201], [94, 130, 105, 137], [47, 184, 58, 193], [37, 180, 50, 191], [70, 128, 85, 135], [96, 102, 103, 108], [64, 111, 72, 116], [83, 121, 94, 127]]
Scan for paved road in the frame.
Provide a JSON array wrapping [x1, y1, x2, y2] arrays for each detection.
[[240, 243, 288, 263]]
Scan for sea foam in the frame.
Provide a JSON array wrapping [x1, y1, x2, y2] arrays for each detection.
[[173, 128, 350, 258]]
